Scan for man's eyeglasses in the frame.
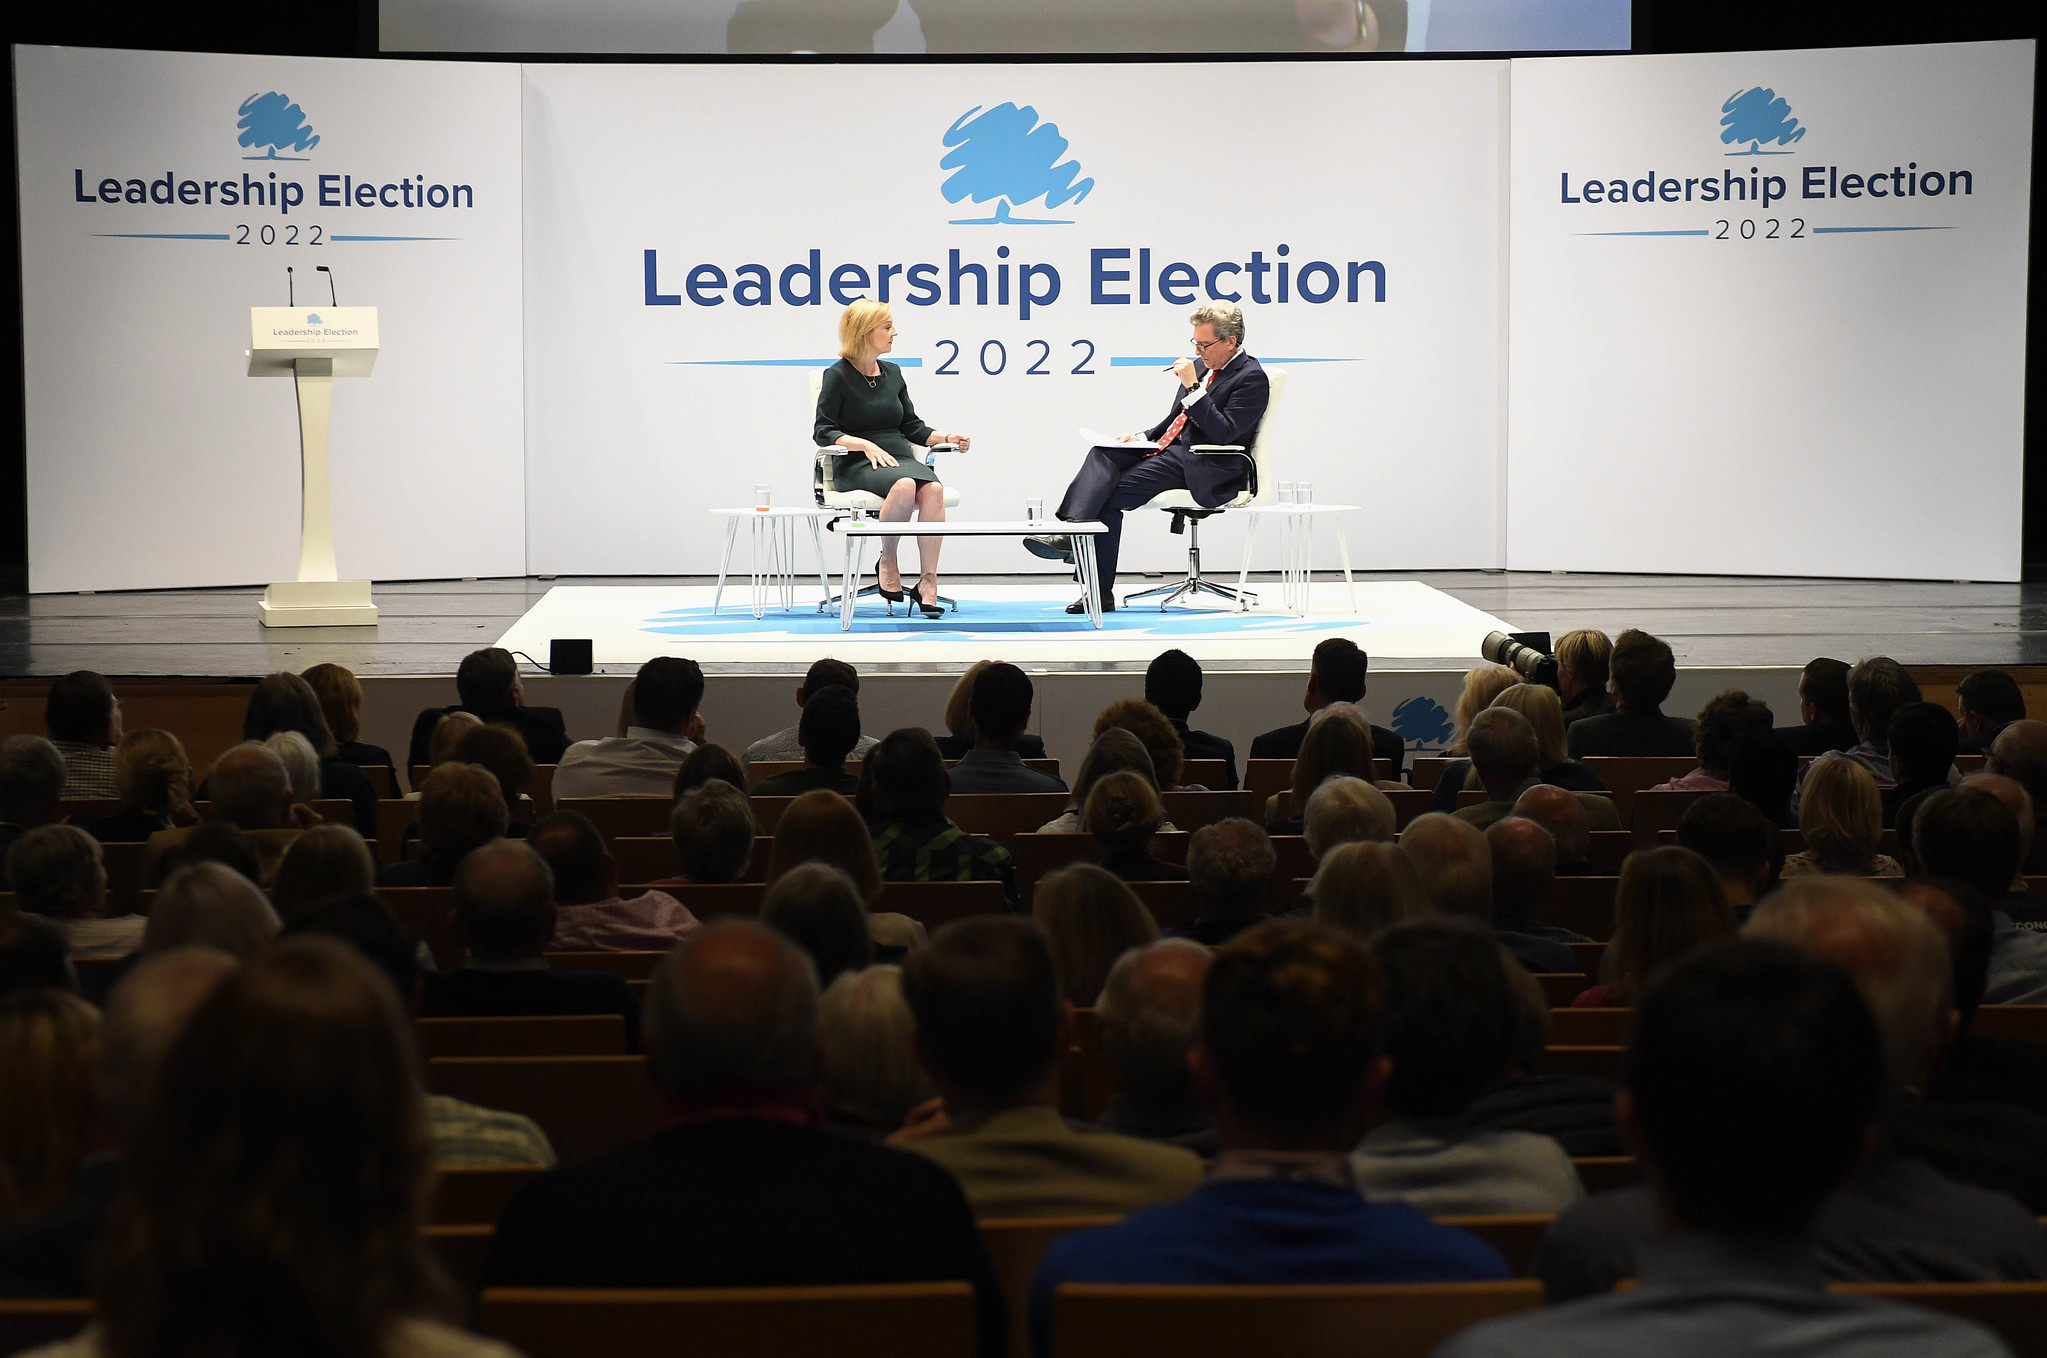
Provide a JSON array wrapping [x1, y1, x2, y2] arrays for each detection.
[[1192, 336, 1232, 353]]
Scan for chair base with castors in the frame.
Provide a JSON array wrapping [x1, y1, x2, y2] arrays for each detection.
[[1124, 508, 1257, 611]]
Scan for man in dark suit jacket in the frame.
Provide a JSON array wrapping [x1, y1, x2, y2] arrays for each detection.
[[406, 646, 572, 775], [1025, 303, 1268, 612], [1565, 629, 1696, 759], [1248, 637, 1404, 778], [420, 837, 641, 1050], [1775, 657, 1858, 757], [1145, 649, 1237, 790], [485, 920, 1005, 1358]]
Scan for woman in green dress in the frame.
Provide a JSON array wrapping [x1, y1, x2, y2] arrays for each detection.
[[815, 300, 971, 618]]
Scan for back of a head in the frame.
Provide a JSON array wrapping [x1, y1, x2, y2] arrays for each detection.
[[1466, 707, 1538, 786], [1629, 940, 1885, 1237], [7, 825, 103, 919], [96, 947, 240, 1146], [1728, 730, 1799, 826], [670, 781, 757, 884], [900, 916, 1060, 1101], [761, 861, 873, 989], [0, 988, 102, 1213], [1372, 920, 1521, 1119], [1914, 784, 2023, 905], [943, 660, 994, 744], [1093, 699, 1185, 789], [1486, 816, 1555, 923], [100, 937, 432, 1358], [1098, 938, 1209, 1106], [1187, 817, 1276, 917], [1302, 777, 1396, 859], [1311, 841, 1429, 942], [797, 685, 863, 767], [449, 723, 535, 809], [144, 862, 280, 959], [1901, 879, 1995, 1029], [647, 920, 819, 1100], [1960, 772, 2034, 874], [419, 761, 511, 866], [1454, 666, 1521, 745], [868, 728, 950, 824], [1888, 702, 1959, 785], [282, 892, 425, 1010], [632, 656, 706, 731], [0, 912, 73, 999], [1085, 771, 1162, 849], [113, 729, 191, 819], [1959, 670, 2026, 729], [1204, 919, 1380, 1144], [1491, 684, 1567, 769], [1144, 649, 1203, 721], [768, 789, 882, 904], [264, 730, 323, 804], [427, 710, 483, 767], [1398, 812, 1493, 919], [816, 964, 933, 1135], [1797, 756, 1883, 867], [299, 664, 364, 745], [209, 742, 293, 831], [1694, 689, 1774, 775], [1989, 719, 2047, 801], [675, 742, 747, 797], [452, 839, 555, 962], [1747, 875, 1951, 1096], [804, 657, 860, 702], [1847, 657, 1919, 745], [1554, 630, 1611, 693], [527, 811, 609, 903], [968, 663, 1034, 746], [1032, 862, 1160, 1007], [1675, 793, 1777, 887], [269, 824, 377, 924], [0, 735, 68, 824], [1800, 657, 1852, 726], [1310, 637, 1369, 705], [1069, 728, 1157, 813], [1606, 846, 1734, 1003], [1609, 629, 1677, 711], [242, 671, 335, 757], [1511, 784, 1589, 864], [455, 647, 519, 712], [1291, 706, 1375, 805], [45, 671, 115, 745]]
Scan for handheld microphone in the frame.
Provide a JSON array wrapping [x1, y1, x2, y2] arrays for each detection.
[[287, 266, 294, 306], [315, 265, 337, 306]]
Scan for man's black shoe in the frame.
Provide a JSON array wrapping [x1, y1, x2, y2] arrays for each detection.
[[1066, 595, 1115, 614], [1025, 534, 1074, 563]]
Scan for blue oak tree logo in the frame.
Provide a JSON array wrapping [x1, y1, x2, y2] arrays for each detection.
[[939, 103, 1093, 226], [1392, 696, 1455, 750], [238, 91, 320, 160], [1719, 87, 1805, 156]]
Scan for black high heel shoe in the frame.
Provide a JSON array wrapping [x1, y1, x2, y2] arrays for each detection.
[[874, 565, 904, 604], [915, 576, 945, 619]]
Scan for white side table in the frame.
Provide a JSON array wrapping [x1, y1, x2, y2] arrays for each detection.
[[710, 507, 836, 619], [833, 519, 1111, 630], [1234, 504, 1360, 613]]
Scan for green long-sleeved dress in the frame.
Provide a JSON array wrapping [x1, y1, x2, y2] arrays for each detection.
[[813, 359, 940, 498]]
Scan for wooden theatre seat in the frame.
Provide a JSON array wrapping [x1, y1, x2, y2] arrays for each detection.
[[479, 1282, 978, 1358], [426, 1056, 657, 1165], [1048, 1280, 1543, 1358], [416, 1014, 628, 1059], [981, 1217, 1121, 1358], [431, 1164, 545, 1225], [1435, 1215, 1554, 1278]]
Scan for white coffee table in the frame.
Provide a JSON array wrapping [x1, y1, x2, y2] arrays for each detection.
[[710, 507, 835, 619], [832, 519, 1111, 630], [1234, 503, 1360, 613]]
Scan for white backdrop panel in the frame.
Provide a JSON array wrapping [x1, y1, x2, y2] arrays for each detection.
[[1505, 41, 2034, 582], [15, 46, 525, 593], [521, 61, 1507, 577]]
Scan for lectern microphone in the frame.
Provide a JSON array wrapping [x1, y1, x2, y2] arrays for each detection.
[[286, 266, 294, 306], [316, 265, 338, 306]]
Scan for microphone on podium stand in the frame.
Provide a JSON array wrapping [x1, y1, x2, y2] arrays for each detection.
[[286, 266, 294, 306], [316, 265, 338, 306]]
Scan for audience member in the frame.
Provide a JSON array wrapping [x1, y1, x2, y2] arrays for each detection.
[[1091, 939, 1214, 1154], [1310, 841, 1429, 942], [239, 671, 378, 832], [529, 809, 698, 952], [1576, 846, 1734, 1007], [1443, 664, 1520, 759], [767, 789, 885, 904], [426, 709, 483, 768], [486, 921, 1004, 1355], [153, 823, 264, 892], [1673, 792, 1779, 916], [1032, 920, 1505, 1356], [142, 861, 280, 958], [1728, 729, 1801, 826], [665, 780, 758, 884], [145, 742, 304, 886], [897, 916, 1202, 1216], [1401, 812, 1574, 974], [1905, 878, 2047, 1119], [743, 658, 881, 767], [868, 730, 1019, 910], [1649, 689, 1773, 791], [0, 988, 100, 1214], [752, 685, 864, 797], [1775, 656, 1858, 756], [1435, 685, 1605, 812], [0, 911, 73, 999], [422, 839, 641, 1049], [1986, 719, 2047, 870], [43, 670, 120, 797], [263, 730, 322, 805], [1266, 705, 1375, 833], [270, 824, 377, 925], [762, 862, 874, 986], [1451, 707, 1542, 821], [300, 662, 393, 770], [1566, 629, 1695, 758], [0, 735, 68, 859], [1464, 957, 1624, 1158], [675, 741, 748, 796], [1956, 669, 2026, 756], [1790, 656, 1922, 814], [936, 659, 1049, 761], [1248, 638, 1404, 776], [1786, 756, 1901, 877], [1943, 773, 2035, 894], [1145, 649, 1237, 789], [555, 657, 706, 798], [1039, 729, 1160, 833], [1887, 701, 1962, 825], [1094, 698, 1193, 791], [72, 729, 195, 844], [1554, 628, 1614, 728], [1033, 863, 1160, 1006], [376, 762, 507, 888], [1353, 921, 1584, 1214], [1488, 816, 1590, 949], [947, 664, 1067, 794], [1468, 942, 2017, 1355], [1172, 818, 1275, 946], [816, 963, 936, 1139], [1087, 773, 1185, 882], [407, 646, 571, 771], [1302, 776, 1395, 861], [449, 723, 538, 831], [1913, 785, 2047, 1004], [8, 824, 140, 958], [1511, 784, 1593, 871]]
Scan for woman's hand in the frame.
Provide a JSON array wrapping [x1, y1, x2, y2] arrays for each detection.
[[931, 432, 971, 451], [849, 438, 897, 469]]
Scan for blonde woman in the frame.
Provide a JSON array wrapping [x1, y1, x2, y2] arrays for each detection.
[[816, 300, 971, 618], [1446, 664, 1520, 757], [1785, 757, 1902, 877], [1309, 841, 1429, 943]]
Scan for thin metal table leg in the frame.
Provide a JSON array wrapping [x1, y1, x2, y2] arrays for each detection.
[[1336, 513, 1357, 613], [713, 517, 739, 616], [1238, 512, 1259, 603], [807, 515, 831, 608]]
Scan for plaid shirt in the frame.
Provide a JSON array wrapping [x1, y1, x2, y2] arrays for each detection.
[[425, 1093, 558, 1168], [873, 817, 1020, 911], [54, 742, 118, 798]]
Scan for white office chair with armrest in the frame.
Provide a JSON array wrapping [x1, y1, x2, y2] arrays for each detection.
[[1123, 367, 1287, 611], [807, 367, 964, 615]]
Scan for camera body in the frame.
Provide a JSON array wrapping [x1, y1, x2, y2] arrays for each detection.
[[1481, 630, 1559, 692]]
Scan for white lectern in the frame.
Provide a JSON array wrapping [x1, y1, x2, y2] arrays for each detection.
[[246, 307, 379, 626]]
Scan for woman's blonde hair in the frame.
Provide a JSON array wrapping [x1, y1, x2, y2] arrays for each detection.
[[1448, 664, 1520, 756], [299, 663, 364, 745], [1290, 706, 1375, 814], [1798, 756, 1885, 872], [1033, 863, 1160, 1007], [1491, 683, 1568, 770], [114, 728, 191, 819], [1602, 846, 1735, 1004], [1302, 777, 1397, 859], [0, 990, 100, 1214], [1311, 841, 1428, 943], [1085, 772, 1163, 850], [1063, 729, 1156, 820], [427, 710, 483, 767], [945, 660, 995, 744], [1093, 699, 1184, 789], [768, 789, 884, 905], [817, 965, 936, 1136], [838, 300, 894, 361]]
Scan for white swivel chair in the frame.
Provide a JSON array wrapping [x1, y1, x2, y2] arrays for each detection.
[[1123, 367, 1287, 611], [808, 368, 963, 615]]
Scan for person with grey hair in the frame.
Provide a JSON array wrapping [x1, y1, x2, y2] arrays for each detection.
[[1170, 817, 1277, 946], [1485, 817, 1586, 973], [1093, 939, 1217, 1156], [1025, 301, 1270, 611], [420, 838, 642, 1049], [817, 964, 936, 1139], [1399, 812, 1493, 917], [1452, 708, 1546, 832], [7, 824, 143, 959], [1511, 784, 1597, 869], [762, 861, 873, 988], [1302, 776, 1396, 861], [142, 862, 280, 959], [483, 920, 1005, 1357], [0, 734, 68, 859], [263, 729, 323, 805], [143, 742, 306, 887]]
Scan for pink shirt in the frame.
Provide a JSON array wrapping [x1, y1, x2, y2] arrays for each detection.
[[548, 890, 700, 952], [1647, 768, 1728, 793]]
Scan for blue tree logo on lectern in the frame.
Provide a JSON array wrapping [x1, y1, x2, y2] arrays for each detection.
[[1392, 696, 1455, 750], [939, 103, 1093, 225], [238, 92, 320, 160], [1719, 87, 1805, 156]]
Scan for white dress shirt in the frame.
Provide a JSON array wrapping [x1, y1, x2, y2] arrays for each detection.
[[553, 727, 697, 799]]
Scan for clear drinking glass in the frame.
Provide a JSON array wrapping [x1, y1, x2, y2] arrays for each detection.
[[753, 484, 772, 510], [1277, 481, 1297, 504], [1298, 481, 1314, 504], [1026, 498, 1044, 525]]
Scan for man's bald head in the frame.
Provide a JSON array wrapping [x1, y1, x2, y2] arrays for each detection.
[[1486, 817, 1555, 925], [452, 838, 556, 961], [1962, 772, 2034, 867], [1098, 939, 1211, 1105], [645, 920, 819, 1099], [209, 742, 293, 830], [1512, 784, 1589, 864], [98, 946, 240, 1144], [1989, 720, 2047, 801]]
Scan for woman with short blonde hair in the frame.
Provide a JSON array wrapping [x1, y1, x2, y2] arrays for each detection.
[[1447, 664, 1520, 757], [1033, 862, 1161, 1006], [1787, 756, 1901, 877], [300, 662, 393, 770], [817, 300, 971, 618], [767, 789, 885, 905], [1584, 846, 1736, 1006]]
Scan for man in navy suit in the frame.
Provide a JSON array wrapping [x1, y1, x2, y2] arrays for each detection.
[[1027, 303, 1269, 612]]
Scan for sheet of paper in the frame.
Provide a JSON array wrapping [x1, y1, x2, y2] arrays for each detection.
[[1080, 428, 1150, 451]]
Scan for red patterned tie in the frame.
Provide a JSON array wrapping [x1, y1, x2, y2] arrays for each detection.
[[1153, 367, 1218, 454]]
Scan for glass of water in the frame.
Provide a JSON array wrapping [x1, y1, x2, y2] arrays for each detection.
[[1277, 481, 1297, 504], [1298, 481, 1314, 504], [1026, 498, 1044, 525], [753, 484, 772, 510]]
